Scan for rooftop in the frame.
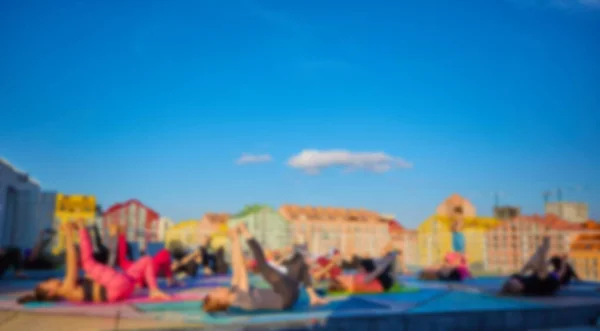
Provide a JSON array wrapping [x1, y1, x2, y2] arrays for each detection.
[[0, 158, 41, 187], [202, 213, 230, 223], [388, 220, 405, 233], [104, 199, 160, 217], [279, 204, 388, 223]]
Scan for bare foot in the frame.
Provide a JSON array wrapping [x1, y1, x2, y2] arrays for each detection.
[[149, 289, 171, 300], [310, 296, 328, 306]]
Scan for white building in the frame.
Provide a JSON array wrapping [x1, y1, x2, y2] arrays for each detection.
[[0, 158, 55, 249], [545, 202, 589, 224], [156, 217, 175, 242]]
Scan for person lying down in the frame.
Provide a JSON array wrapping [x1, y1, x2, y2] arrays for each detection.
[[418, 251, 471, 282], [202, 224, 326, 312], [17, 219, 170, 305], [500, 236, 568, 297], [328, 246, 399, 294]]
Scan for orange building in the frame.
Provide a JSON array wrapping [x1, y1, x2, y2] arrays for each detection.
[[389, 221, 406, 271], [279, 205, 390, 257], [484, 214, 585, 274], [388, 221, 419, 271], [570, 232, 600, 281], [402, 229, 419, 268]]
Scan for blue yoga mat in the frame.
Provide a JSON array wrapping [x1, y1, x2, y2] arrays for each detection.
[[136, 295, 389, 316], [408, 291, 546, 313]]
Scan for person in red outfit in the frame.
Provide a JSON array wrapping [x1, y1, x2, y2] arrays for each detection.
[[116, 226, 181, 287]]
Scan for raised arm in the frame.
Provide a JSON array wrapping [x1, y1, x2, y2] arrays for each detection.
[[62, 221, 80, 288], [230, 226, 249, 291]]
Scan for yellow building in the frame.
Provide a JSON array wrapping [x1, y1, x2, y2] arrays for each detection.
[[209, 222, 228, 250], [198, 213, 230, 250], [52, 193, 97, 254], [417, 194, 500, 270], [570, 233, 600, 281], [165, 220, 201, 249]]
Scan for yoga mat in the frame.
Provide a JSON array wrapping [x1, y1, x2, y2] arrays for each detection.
[[136, 296, 390, 324], [17, 293, 205, 310], [408, 291, 547, 313], [328, 284, 419, 297]]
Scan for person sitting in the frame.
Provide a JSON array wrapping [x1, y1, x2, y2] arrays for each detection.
[[418, 251, 471, 281], [328, 249, 399, 294], [499, 236, 566, 297], [17, 219, 170, 304], [202, 224, 325, 312], [549, 255, 579, 285], [115, 226, 181, 287]]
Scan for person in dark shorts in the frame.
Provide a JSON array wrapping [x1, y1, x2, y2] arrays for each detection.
[[500, 236, 566, 296], [549, 255, 579, 285], [202, 224, 326, 312]]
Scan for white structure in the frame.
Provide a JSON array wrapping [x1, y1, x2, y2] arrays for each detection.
[[0, 158, 55, 249], [157, 217, 174, 242], [545, 202, 589, 224]]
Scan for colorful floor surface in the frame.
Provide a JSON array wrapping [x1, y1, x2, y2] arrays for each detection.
[[1, 272, 600, 330]]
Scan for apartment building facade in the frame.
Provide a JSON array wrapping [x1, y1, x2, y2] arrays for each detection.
[[388, 221, 418, 271], [570, 232, 600, 281], [156, 217, 174, 242], [199, 213, 229, 249], [418, 194, 499, 270], [52, 193, 97, 253], [102, 199, 160, 243], [164, 219, 202, 249], [229, 206, 291, 252], [484, 214, 585, 274], [401, 229, 419, 267], [279, 205, 391, 257], [0, 158, 54, 250], [545, 202, 589, 224]]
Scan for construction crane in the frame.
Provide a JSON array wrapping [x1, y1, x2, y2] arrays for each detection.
[[492, 191, 505, 209]]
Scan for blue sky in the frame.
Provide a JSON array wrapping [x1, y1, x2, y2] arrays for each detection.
[[1, 0, 599, 228]]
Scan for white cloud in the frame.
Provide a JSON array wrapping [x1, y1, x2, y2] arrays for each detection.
[[236, 153, 273, 165], [287, 149, 412, 174]]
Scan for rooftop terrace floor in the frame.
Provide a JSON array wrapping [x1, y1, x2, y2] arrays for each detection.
[[0, 271, 599, 330]]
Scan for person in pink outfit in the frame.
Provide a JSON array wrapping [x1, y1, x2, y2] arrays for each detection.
[[17, 219, 170, 304], [115, 226, 180, 287]]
